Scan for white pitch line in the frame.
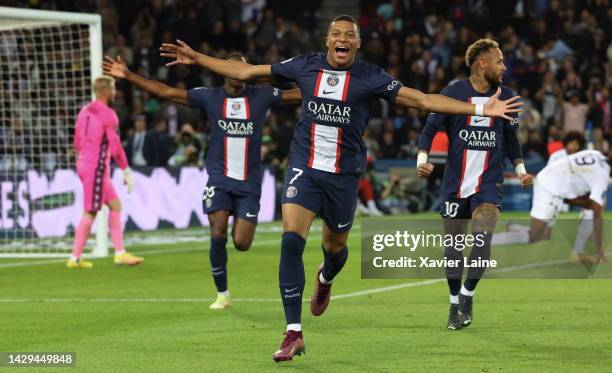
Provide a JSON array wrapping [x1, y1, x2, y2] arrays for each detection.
[[0, 237, 322, 269], [0, 254, 594, 304]]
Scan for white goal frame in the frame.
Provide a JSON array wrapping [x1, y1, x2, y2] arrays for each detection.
[[0, 7, 108, 258]]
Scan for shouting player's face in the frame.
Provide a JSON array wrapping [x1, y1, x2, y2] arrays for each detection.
[[326, 20, 361, 68], [482, 48, 506, 84]]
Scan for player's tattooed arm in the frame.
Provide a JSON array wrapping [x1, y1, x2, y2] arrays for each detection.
[[160, 39, 272, 81], [395, 86, 523, 119], [103, 56, 188, 106], [281, 89, 302, 103]]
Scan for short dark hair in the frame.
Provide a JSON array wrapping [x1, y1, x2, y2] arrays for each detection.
[[465, 38, 499, 67], [328, 15, 359, 34], [562, 131, 586, 150]]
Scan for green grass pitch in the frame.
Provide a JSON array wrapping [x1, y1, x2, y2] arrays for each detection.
[[1, 212, 611, 372]]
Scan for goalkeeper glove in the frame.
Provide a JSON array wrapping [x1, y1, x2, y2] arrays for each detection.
[[123, 167, 135, 193]]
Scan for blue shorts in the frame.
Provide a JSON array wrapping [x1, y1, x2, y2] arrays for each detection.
[[439, 190, 502, 219], [281, 166, 359, 233], [202, 182, 260, 224]]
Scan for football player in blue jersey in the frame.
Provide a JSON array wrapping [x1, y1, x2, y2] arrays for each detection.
[[416, 39, 533, 330], [160, 16, 523, 362], [103, 53, 301, 310]]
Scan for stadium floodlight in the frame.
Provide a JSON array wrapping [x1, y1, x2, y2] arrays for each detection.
[[0, 6, 108, 258]]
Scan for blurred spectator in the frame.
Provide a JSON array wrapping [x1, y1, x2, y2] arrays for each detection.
[[107, 35, 134, 66], [168, 124, 202, 167], [562, 90, 590, 133], [0, 116, 29, 171], [151, 119, 173, 167], [125, 115, 156, 167]]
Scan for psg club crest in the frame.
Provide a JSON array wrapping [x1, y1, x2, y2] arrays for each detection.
[[327, 74, 339, 87], [285, 186, 297, 198], [231, 102, 241, 111]]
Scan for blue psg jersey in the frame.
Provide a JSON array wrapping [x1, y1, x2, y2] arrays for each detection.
[[418, 79, 520, 199], [271, 53, 402, 175], [187, 85, 282, 195]]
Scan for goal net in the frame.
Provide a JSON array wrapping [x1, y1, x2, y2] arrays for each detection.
[[0, 7, 106, 257]]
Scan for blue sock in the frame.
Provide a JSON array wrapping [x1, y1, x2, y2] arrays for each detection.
[[279, 232, 306, 325], [464, 231, 492, 292], [210, 236, 228, 292], [321, 246, 348, 282], [444, 243, 464, 296]]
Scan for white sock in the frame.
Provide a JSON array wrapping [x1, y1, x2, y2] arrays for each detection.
[[69, 255, 79, 262], [460, 285, 475, 297], [286, 323, 301, 332], [491, 230, 529, 246], [507, 223, 530, 233], [219, 290, 229, 297], [573, 217, 593, 254], [450, 294, 459, 304], [319, 272, 332, 285], [115, 249, 126, 256], [367, 200, 383, 216]]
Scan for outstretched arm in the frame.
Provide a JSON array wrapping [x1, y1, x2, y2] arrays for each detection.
[[159, 39, 271, 81], [103, 56, 188, 106], [395, 86, 523, 120]]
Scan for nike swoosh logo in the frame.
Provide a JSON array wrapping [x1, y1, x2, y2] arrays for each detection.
[[284, 287, 299, 293], [230, 112, 240, 116], [322, 89, 337, 95], [337, 222, 351, 228], [246, 212, 257, 218], [474, 117, 487, 123]]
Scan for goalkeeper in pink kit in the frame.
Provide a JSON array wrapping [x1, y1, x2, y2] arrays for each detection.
[[66, 76, 144, 268]]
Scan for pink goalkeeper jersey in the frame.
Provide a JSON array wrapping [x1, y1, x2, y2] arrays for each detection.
[[74, 100, 128, 170]]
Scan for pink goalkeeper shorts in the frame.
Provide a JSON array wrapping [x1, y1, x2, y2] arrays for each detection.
[[77, 161, 118, 212]]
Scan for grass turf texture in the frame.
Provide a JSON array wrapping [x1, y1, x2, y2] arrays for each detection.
[[1, 212, 611, 372]]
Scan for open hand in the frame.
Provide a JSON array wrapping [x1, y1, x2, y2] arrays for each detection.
[[484, 88, 523, 120], [102, 55, 128, 79], [159, 39, 196, 67]]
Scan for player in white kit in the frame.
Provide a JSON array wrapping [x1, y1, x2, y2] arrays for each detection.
[[492, 149, 609, 263]]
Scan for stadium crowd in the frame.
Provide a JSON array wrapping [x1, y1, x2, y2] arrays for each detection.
[[4, 0, 611, 172]]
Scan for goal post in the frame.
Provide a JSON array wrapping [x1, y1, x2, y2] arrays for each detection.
[[0, 6, 109, 258]]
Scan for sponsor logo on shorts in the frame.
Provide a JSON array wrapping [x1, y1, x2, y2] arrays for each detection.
[[246, 212, 257, 218], [285, 186, 297, 198], [337, 222, 351, 229]]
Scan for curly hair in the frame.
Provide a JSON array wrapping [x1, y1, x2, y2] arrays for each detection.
[[465, 39, 499, 67]]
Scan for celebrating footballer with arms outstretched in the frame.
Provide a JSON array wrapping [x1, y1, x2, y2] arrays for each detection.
[[161, 16, 523, 362]]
